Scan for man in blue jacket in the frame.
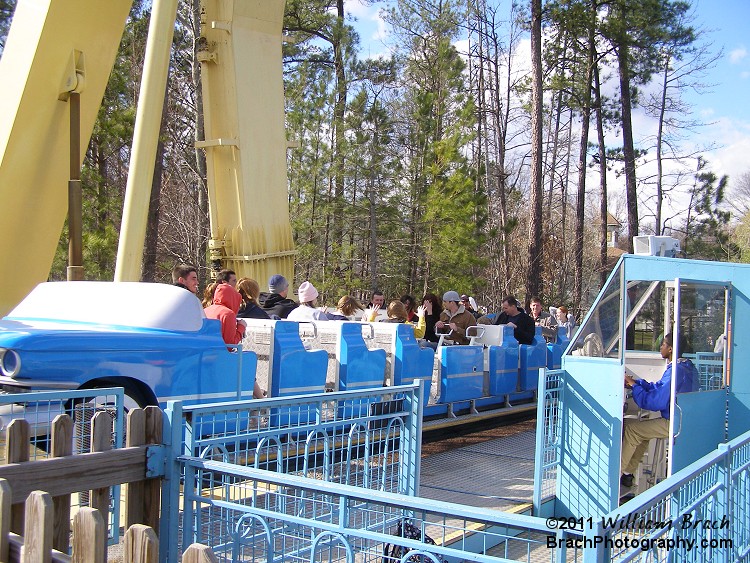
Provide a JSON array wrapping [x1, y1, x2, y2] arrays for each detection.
[[620, 332, 698, 488]]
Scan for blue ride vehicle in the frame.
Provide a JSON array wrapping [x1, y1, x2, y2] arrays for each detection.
[[0, 282, 258, 410]]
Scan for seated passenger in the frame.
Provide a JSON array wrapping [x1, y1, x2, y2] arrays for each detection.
[[553, 305, 576, 339], [202, 281, 220, 308], [335, 295, 364, 320], [381, 300, 426, 338], [204, 283, 246, 346], [363, 290, 388, 322], [492, 295, 535, 345], [435, 291, 476, 345], [216, 269, 237, 287], [223, 280, 269, 397], [259, 274, 298, 319], [286, 281, 329, 322], [172, 263, 199, 295], [529, 296, 557, 342], [420, 293, 443, 345], [461, 294, 481, 319], [621, 332, 698, 489], [236, 278, 271, 320], [400, 295, 418, 322]]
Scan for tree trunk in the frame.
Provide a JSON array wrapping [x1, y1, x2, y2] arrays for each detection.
[[191, 0, 208, 276], [526, 0, 544, 303], [573, 21, 594, 312], [654, 51, 670, 236], [331, 0, 347, 278], [594, 58, 609, 287], [618, 42, 639, 253]]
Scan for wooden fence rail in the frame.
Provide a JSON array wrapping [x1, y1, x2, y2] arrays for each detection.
[[0, 404, 217, 562], [0, 482, 217, 562], [0, 406, 175, 560]]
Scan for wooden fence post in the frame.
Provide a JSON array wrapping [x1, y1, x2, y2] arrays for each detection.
[[20, 490, 52, 563], [0, 478, 11, 562], [124, 524, 158, 563], [71, 507, 105, 563], [5, 419, 29, 535], [144, 406, 163, 533], [182, 543, 219, 562], [51, 414, 73, 553], [125, 408, 146, 528], [89, 411, 112, 558]]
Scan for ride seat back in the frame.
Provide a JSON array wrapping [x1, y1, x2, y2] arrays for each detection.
[[547, 325, 571, 370], [393, 323, 434, 406], [270, 320, 328, 426], [519, 327, 547, 391], [438, 345, 484, 403], [488, 325, 520, 396]]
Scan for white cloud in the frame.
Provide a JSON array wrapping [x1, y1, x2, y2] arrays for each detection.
[[344, 0, 391, 58], [344, 0, 371, 18], [729, 47, 747, 64], [371, 9, 388, 41], [703, 118, 750, 181]]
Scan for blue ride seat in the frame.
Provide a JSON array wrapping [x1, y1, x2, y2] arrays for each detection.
[[392, 323, 434, 406], [546, 325, 571, 370], [519, 327, 547, 391], [437, 344, 483, 404], [269, 320, 328, 426], [337, 322, 387, 417], [487, 325, 520, 396]]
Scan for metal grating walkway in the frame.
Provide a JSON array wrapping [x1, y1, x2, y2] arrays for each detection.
[[419, 427, 536, 511]]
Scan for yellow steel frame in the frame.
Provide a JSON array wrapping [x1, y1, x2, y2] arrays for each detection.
[[0, 0, 131, 315], [0, 0, 295, 315]]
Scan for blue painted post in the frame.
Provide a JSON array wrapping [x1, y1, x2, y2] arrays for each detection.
[[717, 442, 732, 561], [160, 400, 183, 563], [401, 381, 423, 496]]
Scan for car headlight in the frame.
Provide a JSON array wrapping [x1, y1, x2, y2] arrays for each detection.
[[0, 349, 21, 377]]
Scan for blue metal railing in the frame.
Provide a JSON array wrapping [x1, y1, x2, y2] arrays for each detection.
[[170, 426, 750, 563], [533, 369, 563, 515], [585, 429, 750, 562], [162, 383, 424, 561], [176, 457, 580, 563], [3, 383, 750, 562]]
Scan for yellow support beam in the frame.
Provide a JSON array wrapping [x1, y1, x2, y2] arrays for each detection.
[[198, 0, 295, 285], [0, 0, 131, 315], [115, 0, 179, 282]]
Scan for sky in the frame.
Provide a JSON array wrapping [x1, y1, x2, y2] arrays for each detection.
[[343, 0, 750, 225]]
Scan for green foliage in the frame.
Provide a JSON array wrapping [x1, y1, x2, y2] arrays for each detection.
[[0, 0, 16, 55], [682, 157, 735, 261]]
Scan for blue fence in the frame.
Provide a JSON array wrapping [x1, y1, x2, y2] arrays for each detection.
[[4, 384, 749, 562], [584, 430, 750, 562], [175, 457, 575, 563], [166, 389, 750, 563], [162, 383, 424, 560]]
